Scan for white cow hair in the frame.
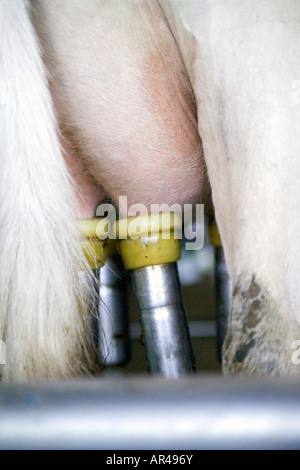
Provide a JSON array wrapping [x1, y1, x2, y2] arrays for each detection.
[[0, 0, 96, 382]]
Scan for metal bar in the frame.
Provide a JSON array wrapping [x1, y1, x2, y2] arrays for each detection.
[[131, 263, 196, 377], [97, 256, 131, 367], [1, 375, 300, 449]]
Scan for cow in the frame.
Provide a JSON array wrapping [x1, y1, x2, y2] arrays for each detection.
[[1, 0, 300, 382]]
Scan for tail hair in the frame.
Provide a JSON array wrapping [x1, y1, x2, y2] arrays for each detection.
[[0, 0, 96, 382]]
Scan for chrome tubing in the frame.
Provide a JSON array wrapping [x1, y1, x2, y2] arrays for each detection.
[[1, 375, 300, 450], [131, 262, 195, 377], [97, 256, 131, 367]]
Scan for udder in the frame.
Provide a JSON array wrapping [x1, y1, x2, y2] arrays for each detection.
[[30, 0, 206, 217]]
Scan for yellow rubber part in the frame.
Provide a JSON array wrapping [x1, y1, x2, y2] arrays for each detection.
[[80, 238, 106, 269], [209, 221, 222, 248], [77, 218, 109, 239], [114, 213, 182, 270], [119, 237, 181, 270], [77, 218, 108, 269]]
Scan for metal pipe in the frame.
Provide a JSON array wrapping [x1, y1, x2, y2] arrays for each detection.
[[114, 214, 196, 378], [1, 375, 300, 450], [97, 255, 131, 367], [131, 263, 195, 377]]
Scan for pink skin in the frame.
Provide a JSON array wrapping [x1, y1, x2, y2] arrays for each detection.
[[59, 134, 105, 219], [31, 1, 206, 220]]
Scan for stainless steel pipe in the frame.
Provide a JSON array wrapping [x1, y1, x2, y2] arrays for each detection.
[[115, 214, 196, 378], [97, 256, 131, 367], [1, 375, 300, 450], [131, 263, 195, 377]]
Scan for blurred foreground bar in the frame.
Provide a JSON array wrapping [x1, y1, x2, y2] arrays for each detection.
[[1, 375, 300, 450]]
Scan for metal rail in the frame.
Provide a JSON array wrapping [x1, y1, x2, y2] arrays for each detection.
[[1, 375, 300, 450]]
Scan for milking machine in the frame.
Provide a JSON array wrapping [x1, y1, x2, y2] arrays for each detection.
[[78, 214, 231, 376], [97, 239, 131, 368], [114, 213, 195, 377], [78, 213, 195, 377], [77, 218, 131, 369]]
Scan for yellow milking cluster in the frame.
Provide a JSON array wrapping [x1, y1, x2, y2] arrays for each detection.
[[77, 213, 223, 269], [77, 212, 183, 271], [77, 211, 195, 376], [77, 212, 223, 377], [77, 218, 107, 269]]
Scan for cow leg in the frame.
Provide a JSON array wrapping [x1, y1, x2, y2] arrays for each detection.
[[161, 0, 300, 375]]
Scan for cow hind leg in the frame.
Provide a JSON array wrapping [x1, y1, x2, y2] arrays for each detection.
[[223, 274, 300, 376], [0, 0, 102, 382], [159, 0, 300, 376]]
